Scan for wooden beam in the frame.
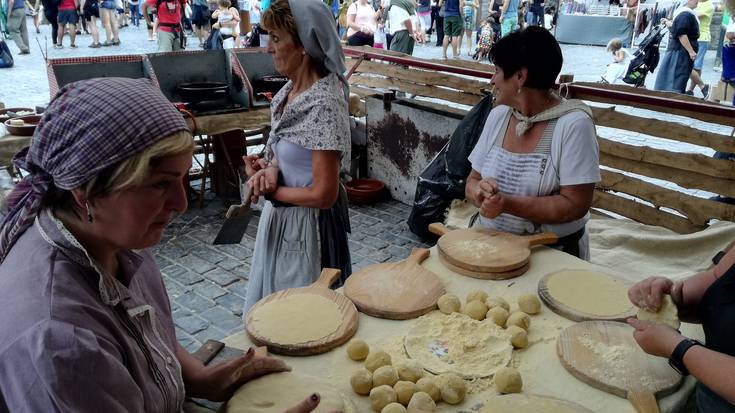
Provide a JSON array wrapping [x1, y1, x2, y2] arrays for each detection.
[[598, 170, 735, 226], [597, 137, 735, 180], [350, 75, 482, 106], [592, 190, 705, 234], [599, 153, 735, 198], [352, 60, 490, 95], [186, 108, 271, 136], [345, 46, 495, 73], [591, 107, 735, 154]]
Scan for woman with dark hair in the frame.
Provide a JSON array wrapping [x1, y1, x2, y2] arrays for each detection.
[[465, 26, 600, 260]]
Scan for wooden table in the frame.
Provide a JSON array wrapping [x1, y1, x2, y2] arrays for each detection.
[[223, 246, 702, 413]]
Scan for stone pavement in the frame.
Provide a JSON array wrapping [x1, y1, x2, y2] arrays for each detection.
[[156, 197, 431, 352]]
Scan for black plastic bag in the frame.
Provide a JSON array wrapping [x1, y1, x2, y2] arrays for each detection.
[[203, 28, 223, 50], [407, 94, 494, 239], [0, 39, 13, 69]]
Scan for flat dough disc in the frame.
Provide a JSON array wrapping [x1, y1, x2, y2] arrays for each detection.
[[546, 270, 633, 317], [226, 372, 355, 413], [480, 394, 594, 413], [249, 294, 342, 344], [637, 295, 681, 330], [404, 312, 512, 379]]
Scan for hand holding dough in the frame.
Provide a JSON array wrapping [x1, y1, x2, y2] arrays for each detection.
[[636, 294, 680, 330]]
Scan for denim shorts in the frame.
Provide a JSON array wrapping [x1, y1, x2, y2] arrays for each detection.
[[693, 41, 709, 70]]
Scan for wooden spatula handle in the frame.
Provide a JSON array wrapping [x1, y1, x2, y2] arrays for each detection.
[[525, 231, 559, 247], [406, 248, 431, 265], [314, 268, 342, 289], [428, 223, 450, 236], [627, 390, 660, 413]]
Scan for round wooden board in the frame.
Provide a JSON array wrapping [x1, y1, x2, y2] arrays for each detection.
[[438, 248, 530, 280], [245, 269, 358, 356], [480, 394, 595, 413], [538, 269, 637, 322]]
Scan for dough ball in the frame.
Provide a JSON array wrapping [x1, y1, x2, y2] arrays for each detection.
[[365, 350, 392, 372], [373, 365, 400, 388], [350, 368, 373, 395], [462, 300, 489, 321], [466, 290, 489, 303], [637, 294, 681, 330], [495, 367, 523, 394], [486, 306, 510, 327], [486, 297, 510, 312], [381, 403, 407, 413], [370, 385, 397, 412], [393, 381, 417, 406], [507, 325, 529, 349], [506, 311, 531, 331], [407, 391, 436, 411], [517, 294, 542, 315], [346, 339, 370, 361], [437, 373, 467, 404], [415, 377, 441, 402], [437, 294, 461, 314], [395, 359, 424, 383]]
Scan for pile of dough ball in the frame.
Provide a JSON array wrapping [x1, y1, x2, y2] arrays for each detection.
[[346, 339, 468, 412], [436, 291, 543, 350]]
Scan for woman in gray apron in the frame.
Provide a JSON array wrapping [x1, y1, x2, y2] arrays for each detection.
[[628, 245, 735, 412], [465, 26, 600, 260], [242, 0, 351, 316]]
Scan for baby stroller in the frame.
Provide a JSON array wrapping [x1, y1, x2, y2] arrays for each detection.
[[622, 24, 665, 87], [473, 15, 498, 62]]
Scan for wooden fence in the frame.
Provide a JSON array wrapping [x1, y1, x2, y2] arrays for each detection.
[[344, 47, 735, 234]]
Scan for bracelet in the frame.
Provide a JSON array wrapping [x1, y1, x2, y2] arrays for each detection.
[[668, 338, 702, 376]]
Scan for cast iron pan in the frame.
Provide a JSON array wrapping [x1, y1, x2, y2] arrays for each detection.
[[177, 82, 229, 103]]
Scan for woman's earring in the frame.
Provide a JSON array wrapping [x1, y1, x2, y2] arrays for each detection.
[[517, 88, 522, 95], [302, 50, 306, 56], [85, 202, 93, 223]]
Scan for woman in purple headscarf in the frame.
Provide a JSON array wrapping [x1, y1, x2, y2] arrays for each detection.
[[0, 78, 331, 413]]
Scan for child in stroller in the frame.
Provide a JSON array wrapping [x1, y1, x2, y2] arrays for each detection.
[[473, 14, 498, 62]]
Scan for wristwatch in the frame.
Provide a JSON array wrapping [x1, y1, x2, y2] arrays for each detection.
[[668, 338, 703, 376]]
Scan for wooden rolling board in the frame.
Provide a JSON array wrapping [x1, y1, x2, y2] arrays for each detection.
[[480, 394, 595, 413], [343, 248, 445, 319], [245, 268, 358, 356], [557, 321, 683, 413], [429, 223, 558, 273], [538, 269, 637, 322], [437, 248, 530, 279]]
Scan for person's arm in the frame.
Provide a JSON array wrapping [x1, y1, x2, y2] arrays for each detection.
[[679, 34, 697, 60], [230, 6, 240, 21], [264, 150, 341, 209], [479, 183, 595, 223], [142, 2, 152, 23], [727, 31, 735, 42], [211, 8, 220, 18], [500, 0, 510, 20], [614, 49, 625, 62]]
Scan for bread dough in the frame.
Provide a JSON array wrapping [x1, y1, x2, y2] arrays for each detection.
[[495, 367, 523, 394], [437, 294, 461, 314], [393, 380, 417, 405], [407, 391, 436, 411], [226, 372, 354, 413], [394, 359, 424, 383], [436, 373, 467, 404], [486, 307, 509, 327], [507, 325, 528, 349], [347, 339, 370, 361], [370, 385, 397, 412], [637, 295, 681, 330], [545, 270, 633, 317], [486, 297, 510, 312], [463, 300, 489, 321], [373, 365, 400, 387], [466, 290, 489, 303], [404, 312, 512, 379], [350, 368, 373, 395], [381, 403, 407, 413], [506, 311, 531, 331], [365, 350, 392, 372], [480, 394, 595, 413], [415, 377, 441, 401], [518, 294, 541, 315], [249, 294, 342, 344]]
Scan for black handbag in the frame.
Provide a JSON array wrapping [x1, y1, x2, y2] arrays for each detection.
[[0, 39, 14, 69]]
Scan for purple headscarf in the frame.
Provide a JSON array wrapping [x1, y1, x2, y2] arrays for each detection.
[[0, 77, 190, 263]]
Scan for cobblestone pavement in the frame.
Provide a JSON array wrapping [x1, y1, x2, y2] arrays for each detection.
[[156, 197, 431, 352]]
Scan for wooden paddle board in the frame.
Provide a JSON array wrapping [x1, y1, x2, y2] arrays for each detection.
[[557, 321, 683, 413], [480, 394, 595, 413], [538, 269, 637, 322], [245, 268, 358, 356], [343, 248, 446, 319], [429, 223, 558, 274], [437, 248, 530, 280]]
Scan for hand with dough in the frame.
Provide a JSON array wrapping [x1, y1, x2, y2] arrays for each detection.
[[626, 318, 684, 358], [627, 276, 680, 312]]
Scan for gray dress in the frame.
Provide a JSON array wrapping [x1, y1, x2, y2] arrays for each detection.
[[243, 73, 351, 316]]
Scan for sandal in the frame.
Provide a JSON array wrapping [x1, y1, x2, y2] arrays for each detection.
[[111, 39, 121, 46], [70, 43, 77, 48], [102, 41, 112, 46], [54, 44, 63, 49], [89, 42, 101, 48]]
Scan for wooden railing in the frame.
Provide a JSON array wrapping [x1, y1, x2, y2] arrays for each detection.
[[344, 47, 735, 234]]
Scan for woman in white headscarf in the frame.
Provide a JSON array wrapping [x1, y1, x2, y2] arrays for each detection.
[[241, 0, 352, 316]]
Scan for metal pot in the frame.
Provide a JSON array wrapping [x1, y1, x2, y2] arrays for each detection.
[[177, 82, 229, 103]]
